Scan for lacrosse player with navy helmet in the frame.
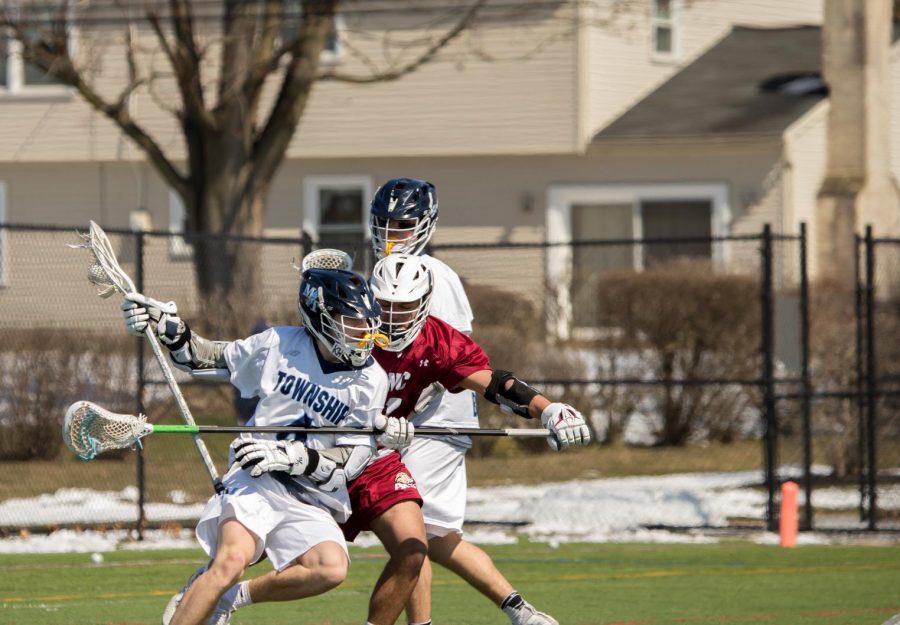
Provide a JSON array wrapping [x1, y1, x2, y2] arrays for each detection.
[[368, 178, 587, 625], [120, 268, 393, 625]]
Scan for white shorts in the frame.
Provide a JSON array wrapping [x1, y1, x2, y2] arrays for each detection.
[[195, 465, 348, 572], [401, 437, 467, 538]]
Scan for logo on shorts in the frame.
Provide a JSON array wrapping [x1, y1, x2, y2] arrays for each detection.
[[394, 472, 416, 491]]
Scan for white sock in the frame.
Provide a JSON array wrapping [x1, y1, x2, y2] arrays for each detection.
[[233, 581, 252, 610]]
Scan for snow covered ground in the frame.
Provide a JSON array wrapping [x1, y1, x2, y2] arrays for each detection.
[[1, 468, 897, 554]]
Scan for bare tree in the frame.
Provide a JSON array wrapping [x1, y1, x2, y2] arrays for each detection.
[[0, 0, 489, 320]]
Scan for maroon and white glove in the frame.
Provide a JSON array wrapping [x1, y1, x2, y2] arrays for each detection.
[[540, 403, 591, 451]]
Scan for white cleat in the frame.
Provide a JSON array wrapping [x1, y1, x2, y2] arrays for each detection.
[[161, 562, 209, 625], [508, 601, 559, 625]]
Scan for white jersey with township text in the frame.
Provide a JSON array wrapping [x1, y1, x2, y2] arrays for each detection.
[[224, 326, 387, 521], [416, 254, 478, 444]]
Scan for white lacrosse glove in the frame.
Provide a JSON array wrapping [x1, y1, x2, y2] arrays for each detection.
[[230, 438, 344, 491], [374, 414, 414, 449], [540, 403, 591, 451], [413, 381, 445, 414], [120, 293, 185, 347]]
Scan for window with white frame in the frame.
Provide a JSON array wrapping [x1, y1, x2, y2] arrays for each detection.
[[168, 190, 192, 259], [1, 1, 72, 94], [651, 0, 678, 60], [547, 183, 730, 335], [303, 176, 373, 274], [0, 181, 7, 286]]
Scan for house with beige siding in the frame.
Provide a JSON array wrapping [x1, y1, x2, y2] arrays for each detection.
[[1, 0, 898, 333]]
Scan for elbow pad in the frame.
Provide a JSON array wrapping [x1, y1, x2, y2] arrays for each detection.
[[484, 369, 540, 418]]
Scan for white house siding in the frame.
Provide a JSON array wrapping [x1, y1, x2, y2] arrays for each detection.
[[583, 0, 824, 144], [0, 3, 578, 163], [0, 140, 783, 327], [784, 101, 828, 278], [890, 42, 900, 213]]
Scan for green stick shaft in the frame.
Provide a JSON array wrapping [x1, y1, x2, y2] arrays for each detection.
[[149, 424, 549, 437]]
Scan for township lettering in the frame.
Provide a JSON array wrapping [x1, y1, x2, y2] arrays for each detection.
[[273, 370, 351, 424]]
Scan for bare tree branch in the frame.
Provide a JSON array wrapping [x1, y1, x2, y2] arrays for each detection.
[[251, 0, 337, 187], [319, 0, 489, 83]]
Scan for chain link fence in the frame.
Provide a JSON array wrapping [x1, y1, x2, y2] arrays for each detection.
[[1, 222, 896, 535]]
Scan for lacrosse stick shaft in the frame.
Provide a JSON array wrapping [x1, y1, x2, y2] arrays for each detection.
[[142, 327, 226, 493], [151, 424, 550, 437], [80, 221, 225, 493]]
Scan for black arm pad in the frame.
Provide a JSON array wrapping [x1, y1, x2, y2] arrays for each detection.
[[484, 369, 540, 418]]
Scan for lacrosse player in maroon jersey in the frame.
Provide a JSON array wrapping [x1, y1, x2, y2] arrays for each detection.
[[371, 178, 588, 625], [233, 253, 590, 625]]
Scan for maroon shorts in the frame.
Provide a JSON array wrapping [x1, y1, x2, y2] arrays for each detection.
[[340, 451, 423, 542]]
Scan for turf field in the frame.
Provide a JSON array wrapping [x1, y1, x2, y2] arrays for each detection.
[[0, 540, 897, 625]]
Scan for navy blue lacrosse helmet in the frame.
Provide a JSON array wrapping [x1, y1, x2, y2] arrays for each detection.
[[298, 268, 384, 367], [369, 178, 439, 258]]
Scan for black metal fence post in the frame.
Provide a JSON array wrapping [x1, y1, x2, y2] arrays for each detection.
[[761, 224, 778, 531], [135, 230, 146, 540], [854, 234, 868, 522], [799, 223, 812, 530], [864, 225, 878, 530]]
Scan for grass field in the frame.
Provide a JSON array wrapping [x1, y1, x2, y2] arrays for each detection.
[[1, 541, 897, 625]]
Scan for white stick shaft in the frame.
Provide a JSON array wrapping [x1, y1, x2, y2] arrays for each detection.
[[143, 324, 225, 492]]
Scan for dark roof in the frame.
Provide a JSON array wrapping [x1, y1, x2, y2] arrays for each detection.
[[594, 26, 831, 142]]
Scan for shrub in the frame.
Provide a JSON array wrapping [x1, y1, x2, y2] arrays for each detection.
[[0, 330, 135, 461], [589, 260, 761, 446]]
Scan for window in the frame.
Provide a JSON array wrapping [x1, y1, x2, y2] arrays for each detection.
[[168, 190, 192, 259], [547, 183, 730, 337], [280, 6, 342, 64], [303, 176, 374, 274], [1, 1, 72, 95], [651, 0, 678, 60], [0, 181, 6, 286]]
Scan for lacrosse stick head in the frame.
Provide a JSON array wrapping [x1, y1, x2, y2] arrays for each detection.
[[70, 221, 136, 298], [300, 248, 354, 272], [63, 401, 152, 460]]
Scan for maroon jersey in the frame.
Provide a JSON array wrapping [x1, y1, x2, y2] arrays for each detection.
[[373, 315, 490, 418]]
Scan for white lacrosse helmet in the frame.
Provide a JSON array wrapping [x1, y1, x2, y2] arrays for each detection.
[[369, 254, 433, 352]]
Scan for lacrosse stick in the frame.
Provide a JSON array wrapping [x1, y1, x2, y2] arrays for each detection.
[[63, 401, 551, 461], [300, 248, 353, 271], [72, 221, 225, 493]]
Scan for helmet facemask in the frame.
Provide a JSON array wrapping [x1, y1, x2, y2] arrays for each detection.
[[370, 213, 437, 259], [377, 290, 433, 352]]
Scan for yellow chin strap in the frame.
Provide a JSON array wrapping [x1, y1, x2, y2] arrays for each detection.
[[358, 332, 390, 349]]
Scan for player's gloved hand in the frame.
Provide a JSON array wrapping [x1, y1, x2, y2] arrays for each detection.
[[374, 414, 414, 449], [540, 403, 591, 451], [230, 438, 344, 491], [121, 293, 186, 347], [413, 381, 445, 414]]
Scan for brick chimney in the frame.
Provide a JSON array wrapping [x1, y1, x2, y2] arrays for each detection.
[[816, 0, 900, 282]]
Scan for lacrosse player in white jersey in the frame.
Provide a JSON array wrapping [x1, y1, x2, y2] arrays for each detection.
[[369, 178, 575, 625], [121, 268, 393, 625]]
